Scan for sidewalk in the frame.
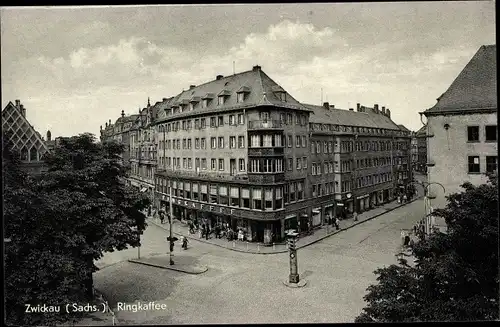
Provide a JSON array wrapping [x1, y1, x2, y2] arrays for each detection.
[[148, 196, 423, 255]]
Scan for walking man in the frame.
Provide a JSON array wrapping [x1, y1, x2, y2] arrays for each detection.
[[353, 211, 358, 222], [335, 217, 340, 230]]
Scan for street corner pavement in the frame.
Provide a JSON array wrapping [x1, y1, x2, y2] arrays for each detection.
[[93, 261, 181, 308], [129, 253, 208, 274]]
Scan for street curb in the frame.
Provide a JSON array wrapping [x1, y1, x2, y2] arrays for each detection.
[[148, 196, 423, 255], [127, 259, 208, 274]]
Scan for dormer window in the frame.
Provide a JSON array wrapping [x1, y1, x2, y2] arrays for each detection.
[[179, 104, 184, 113], [236, 86, 250, 103], [202, 99, 209, 108], [217, 90, 231, 106], [279, 92, 286, 102], [218, 96, 225, 106], [189, 103, 195, 111]]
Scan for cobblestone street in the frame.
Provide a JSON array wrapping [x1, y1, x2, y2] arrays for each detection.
[[94, 195, 426, 324]]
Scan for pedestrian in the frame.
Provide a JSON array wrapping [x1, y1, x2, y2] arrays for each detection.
[[189, 221, 195, 234], [401, 230, 406, 246], [182, 236, 189, 250], [353, 211, 358, 222], [326, 214, 331, 225], [159, 212, 164, 224], [397, 195, 401, 204], [205, 225, 210, 240], [335, 217, 340, 230], [214, 224, 220, 239], [403, 194, 407, 203], [404, 234, 410, 247]]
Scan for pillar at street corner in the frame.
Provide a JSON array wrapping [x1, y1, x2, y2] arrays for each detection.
[[287, 232, 300, 284]]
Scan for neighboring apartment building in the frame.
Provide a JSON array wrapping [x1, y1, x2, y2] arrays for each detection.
[[415, 125, 427, 173], [2, 99, 51, 174], [100, 110, 139, 170], [422, 44, 497, 210], [411, 131, 418, 172], [303, 102, 411, 226]]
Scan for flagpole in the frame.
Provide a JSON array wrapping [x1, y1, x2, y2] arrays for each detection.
[[169, 180, 174, 265]]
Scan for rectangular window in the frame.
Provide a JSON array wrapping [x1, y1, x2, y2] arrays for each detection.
[[274, 134, 282, 147], [230, 136, 236, 149], [289, 183, 295, 202], [238, 114, 244, 125], [296, 136, 301, 147], [263, 135, 272, 147], [188, 158, 192, 169], [297, 182, 303, 200], [230, 187, 239, 207], [264, 159, 272, 173], [239, 158, 245, 171], [219, 159, 224, 171], [218, 96, 225, 106], [201, 158, 207, 170], [252, 188, 262, 210], [316, 141, 321, 153], [287, 158, 293, 171], [211, 158, 217, 170], [210, 185, 218, 204], [218, 137, 224, 148], [468, 156, 480, 173], [287, 135, 292, 148], [301, 135, 306, 148], [211, 137, 217, 149], [210, 117, 217, 127], [229, 115, 235, 125], [187, 139, 192, 149], [265, 189, 273, 210], [468, 126, 480, 142], [218, 116, 224, 126], [238, 136, 245, 148], [249, 135, 259, 148], [296, 158, 301, 170], [241, 188, 250, 208], [486, 156, 498, 173], [276, 159, 283, 172], [201, 138, 206, 149], [275, 187, 283, 209], [485, 125, 497, 141], [251, 159, 260, 172], [195, 138, 200, 149], [201, 184, 208, 202], [201, 118, 206, 129], [302, 157, 307, 169], [260, 111, 270, 121]]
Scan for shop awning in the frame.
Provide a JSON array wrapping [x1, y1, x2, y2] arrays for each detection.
[[140, 187, 147, 192], [312, 210, 320, 214], [285, 215, 297, 220]]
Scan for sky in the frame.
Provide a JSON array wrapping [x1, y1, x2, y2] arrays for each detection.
[[1, 3, 496, 138]]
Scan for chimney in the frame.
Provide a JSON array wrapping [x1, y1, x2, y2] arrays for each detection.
[[162, 98, 168, 101], [386, 108, 391, 118], [46, 130, 52, 141], [105, 122, 108, 128], [109, 119, 111, 125], [20, 104, 26, 117], [252, 65, 261, 71], [100, 125, 102, 131], [216, 75, 224, 80], [349, 108, 354, 111], [330, 105, 335, 109], [374, 104, 379, 112], [356, 103, 361, 111], [382, 106, 386, 114], [121, 110, 125, 118], [15, 99, 20, 108], [323, 102, 329, 109], [189, 85, 196, 90]]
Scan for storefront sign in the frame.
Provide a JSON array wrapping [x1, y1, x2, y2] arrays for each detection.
[[164, 197, 237, 216]]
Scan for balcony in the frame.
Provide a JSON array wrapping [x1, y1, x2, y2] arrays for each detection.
[[248, 147, 284, 157], [248, 173, 285, 184], [248, 120, 283, 131]]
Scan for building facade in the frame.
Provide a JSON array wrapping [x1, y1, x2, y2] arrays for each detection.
[[304, 102, 411, 230], [2, 99, 51, 174], [422, 44, 497, 210]]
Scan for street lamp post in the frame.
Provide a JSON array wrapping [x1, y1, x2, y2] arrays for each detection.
[[169, 181, 174, 265], [410, 180, 446, 237]]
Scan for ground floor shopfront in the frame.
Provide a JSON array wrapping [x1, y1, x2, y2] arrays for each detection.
[[354, 187, 394, 214], [155, 192, 342, 243]]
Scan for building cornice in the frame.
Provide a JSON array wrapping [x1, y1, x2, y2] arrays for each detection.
[[422, 107, 497, 117]]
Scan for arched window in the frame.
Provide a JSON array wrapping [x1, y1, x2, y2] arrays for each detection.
[[29, 147, 38, 161], [20, 147, 28, 161]]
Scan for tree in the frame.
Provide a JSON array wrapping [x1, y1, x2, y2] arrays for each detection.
[[4, 133, 150, 326], [356, 175, 499, 322]]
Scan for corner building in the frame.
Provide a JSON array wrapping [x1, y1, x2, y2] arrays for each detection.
[[153, 66, 311, 244]]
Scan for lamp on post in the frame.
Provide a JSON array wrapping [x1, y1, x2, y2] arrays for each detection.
[[168, 179, 175, 265], [411, 180, 446, 237]]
